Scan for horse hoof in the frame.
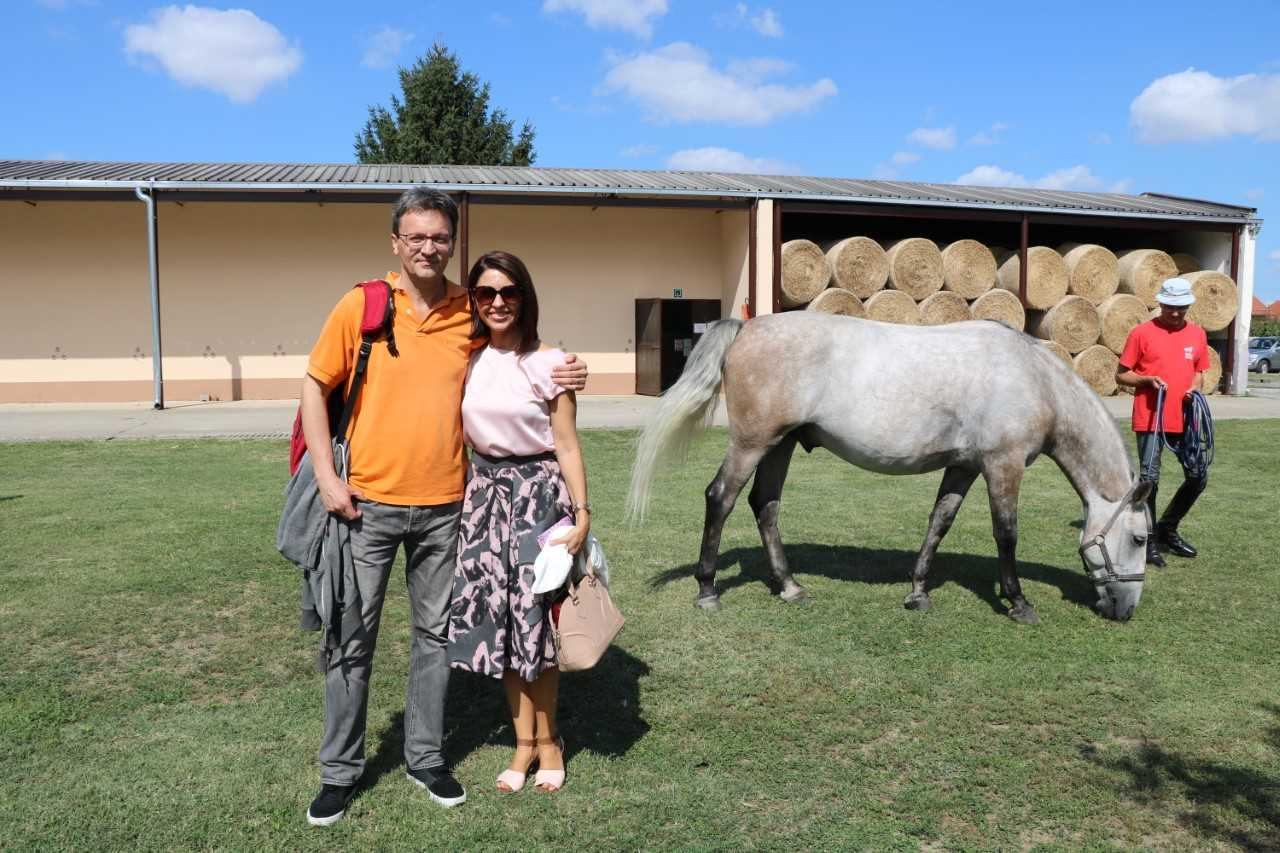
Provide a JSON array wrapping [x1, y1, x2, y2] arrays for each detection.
[[1008, 604, 1039, 625], [695, 595, 721, 612], [780, 586, 810, 604], [904, 592, 931, 612]]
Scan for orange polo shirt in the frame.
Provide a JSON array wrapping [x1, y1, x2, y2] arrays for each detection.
[[308, 272, 480, 506]]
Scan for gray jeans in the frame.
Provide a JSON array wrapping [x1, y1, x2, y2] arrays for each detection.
[[319, 499, 461, 786], [1136, 431, 1208, 529]]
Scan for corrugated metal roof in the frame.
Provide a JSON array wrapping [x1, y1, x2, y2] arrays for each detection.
[[0, 159, 1260, 223]]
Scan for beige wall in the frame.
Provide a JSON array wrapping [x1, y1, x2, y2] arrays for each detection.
[[0, 198, 740, 401], [468, 203, 736, 394]]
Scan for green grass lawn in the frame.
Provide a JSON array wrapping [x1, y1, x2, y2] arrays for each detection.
[[3, 424, 1280, 851]]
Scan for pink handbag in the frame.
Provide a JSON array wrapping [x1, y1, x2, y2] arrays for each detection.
[[553, 571, 624, 672]]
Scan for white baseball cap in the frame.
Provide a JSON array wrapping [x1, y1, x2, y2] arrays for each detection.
[[1155, 277, 1195, 307]]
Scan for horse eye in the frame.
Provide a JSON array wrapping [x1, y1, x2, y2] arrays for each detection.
[[1132, 535, 1146, 546]]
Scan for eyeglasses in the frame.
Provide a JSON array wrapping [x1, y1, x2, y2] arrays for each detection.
[[472, 285, 522, 305], [396, 232, 453, 250]]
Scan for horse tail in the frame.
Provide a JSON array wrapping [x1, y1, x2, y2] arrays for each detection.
[[626, 318, 745, 522]]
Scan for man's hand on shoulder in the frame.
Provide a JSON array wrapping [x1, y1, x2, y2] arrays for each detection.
[[552, 353, 589, 392]]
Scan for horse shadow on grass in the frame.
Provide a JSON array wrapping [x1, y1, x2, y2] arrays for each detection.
[[360, 645, 651, 793], [651, 543, 1097, 617], [1081, 703, 1280, 851]]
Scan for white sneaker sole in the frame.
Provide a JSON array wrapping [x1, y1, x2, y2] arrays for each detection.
[[307, 807, 345, 827], [406, 771, 467, 807]]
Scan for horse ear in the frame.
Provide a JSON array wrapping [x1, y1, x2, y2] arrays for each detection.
[[1130, 481, 1153, 506]]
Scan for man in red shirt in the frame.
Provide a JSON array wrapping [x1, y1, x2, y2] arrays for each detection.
[[1116, 278, 1210, 568]]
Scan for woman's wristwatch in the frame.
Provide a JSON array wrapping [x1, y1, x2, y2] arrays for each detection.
[[571, 502, 592, 515]]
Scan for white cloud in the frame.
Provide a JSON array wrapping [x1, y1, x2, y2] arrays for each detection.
[[718, 5, 784, 37], [621, 143, 658, 157], [956, 163, 1127, 193], [890, 151, 920, 166], [1131, 67, 1280, 143], [666, 146, 794, 174], [1268, 250, 1280, 262], [490, 12, 512, 25], [968, 121, 1008, 146], [123, 5, 301, 104], [543, 0, 668, 39], [957, 165, 1028, 187], [601, 42, 836, 126], [1246, 187, 1265, 201], [907, 126, 956, 150], [360, 26, 413, 69], [1089, 131, 1112, 145]]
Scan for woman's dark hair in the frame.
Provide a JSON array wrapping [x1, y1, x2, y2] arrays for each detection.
[[468, 250, 540, 354]]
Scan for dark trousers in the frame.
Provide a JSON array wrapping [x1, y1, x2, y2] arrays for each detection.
[[1136, 431, 1208, 530]]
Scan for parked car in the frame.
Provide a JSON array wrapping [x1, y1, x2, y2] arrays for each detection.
[[1249, 337, 1280, 373]]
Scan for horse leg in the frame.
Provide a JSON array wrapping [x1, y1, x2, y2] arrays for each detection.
[[695, 442, 769, 610], [984, 461, 1038, 625], [747, 434, 807, 603], [904, 466, 979, 613]]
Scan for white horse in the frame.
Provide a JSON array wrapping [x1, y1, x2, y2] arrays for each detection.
[[627, 313, 1151, 623]]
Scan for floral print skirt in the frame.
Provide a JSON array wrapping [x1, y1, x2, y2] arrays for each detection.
[[448, 451, 571, 682]]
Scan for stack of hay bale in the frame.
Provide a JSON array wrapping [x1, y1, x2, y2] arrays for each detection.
[[781, 238, 1238, 396]]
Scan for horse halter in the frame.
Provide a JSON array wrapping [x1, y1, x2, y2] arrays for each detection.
[[1078, 480, 1147, 584]]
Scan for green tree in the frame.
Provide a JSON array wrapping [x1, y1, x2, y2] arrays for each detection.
[[355, 44, 535, 166]]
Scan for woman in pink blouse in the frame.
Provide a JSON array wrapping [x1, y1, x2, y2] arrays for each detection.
[[447, 250, 589, 794]]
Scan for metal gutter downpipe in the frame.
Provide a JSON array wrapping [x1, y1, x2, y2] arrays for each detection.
[[133, 184, 164, 409]]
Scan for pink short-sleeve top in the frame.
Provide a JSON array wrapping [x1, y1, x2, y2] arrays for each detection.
[[462, 345, 566, 457]]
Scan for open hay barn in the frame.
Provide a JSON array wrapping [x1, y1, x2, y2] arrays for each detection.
[[0, 161, 1261, 403]]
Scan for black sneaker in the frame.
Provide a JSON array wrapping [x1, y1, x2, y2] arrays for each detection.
[[307, 783, 356, 827], [407, 765, 467, 807]]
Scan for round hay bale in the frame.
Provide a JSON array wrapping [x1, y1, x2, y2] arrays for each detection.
[[780, 239, 831, 308], [1203, 347, 1222, 396], [996, 246, 1069, 310], [1171, 252, 1202, 275], [1042, 340, 1073, 366], [823, 237, 888, 299], [806, 287, 865, 317], [864, 289, 921, 325], [1183, 270, 1238, 332], [1116, 249, 1178, 308], [919, 291, 971, 325], [1057, 242, 1119, 305], [970, 288, 1026, 331], [1096, 293, 1149, 354], [883, 238, 943, 300], [1073, 345, 1119, 396], [1026, 296, 1101, 353], [940, 240, 996, 299]]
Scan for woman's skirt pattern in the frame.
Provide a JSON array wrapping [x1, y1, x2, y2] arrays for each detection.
[[448, 452, 571, 682]]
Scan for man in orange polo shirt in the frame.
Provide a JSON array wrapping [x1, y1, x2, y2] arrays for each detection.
[[300, 188, 586, 826], [1116, 277, 1210, 569]]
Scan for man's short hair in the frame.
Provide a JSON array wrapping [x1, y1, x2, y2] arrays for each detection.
[[391, 187, 459, 238]]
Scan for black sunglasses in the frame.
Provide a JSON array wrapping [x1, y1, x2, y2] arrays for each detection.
[[472, 285, 522, 305]]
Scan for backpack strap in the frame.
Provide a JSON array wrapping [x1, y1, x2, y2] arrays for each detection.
[[334, 280, 398, 445]]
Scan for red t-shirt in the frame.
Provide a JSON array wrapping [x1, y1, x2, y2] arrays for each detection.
[[1118, 319, 1210, 432]]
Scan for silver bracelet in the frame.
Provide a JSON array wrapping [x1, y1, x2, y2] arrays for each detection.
[[571, 502, 592, 515]]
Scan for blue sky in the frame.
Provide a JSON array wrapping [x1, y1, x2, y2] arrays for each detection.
[[6, 0, 1278, 298]]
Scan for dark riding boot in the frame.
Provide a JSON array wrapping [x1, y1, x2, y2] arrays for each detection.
[[1145, 540, 1166, 568], [1157, 522, 1197, 559], [1158, 474, 1205, 558]]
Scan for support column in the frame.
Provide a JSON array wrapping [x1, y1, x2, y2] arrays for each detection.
[[752, 199, 776, 315], [133, 185, 163, 409], [1230, 224, 1259, 395]]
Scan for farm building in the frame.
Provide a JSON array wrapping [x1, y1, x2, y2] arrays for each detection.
[[0, 160, 1262, 404]]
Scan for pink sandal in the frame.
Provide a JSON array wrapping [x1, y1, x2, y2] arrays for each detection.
[[534, 735, 566, 793], [496, 738, 538, 793]]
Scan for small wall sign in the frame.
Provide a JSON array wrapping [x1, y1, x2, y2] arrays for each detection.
[[672, 288, 683, 298]]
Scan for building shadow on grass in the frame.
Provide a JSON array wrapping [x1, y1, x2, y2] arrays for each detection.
[[360, 645, 651, 791], [1080, 703, 1280, 851], [650, 544, 1096, 617]]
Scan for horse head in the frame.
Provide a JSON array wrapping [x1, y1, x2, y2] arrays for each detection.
[[1079, 480, 1153, 621]]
